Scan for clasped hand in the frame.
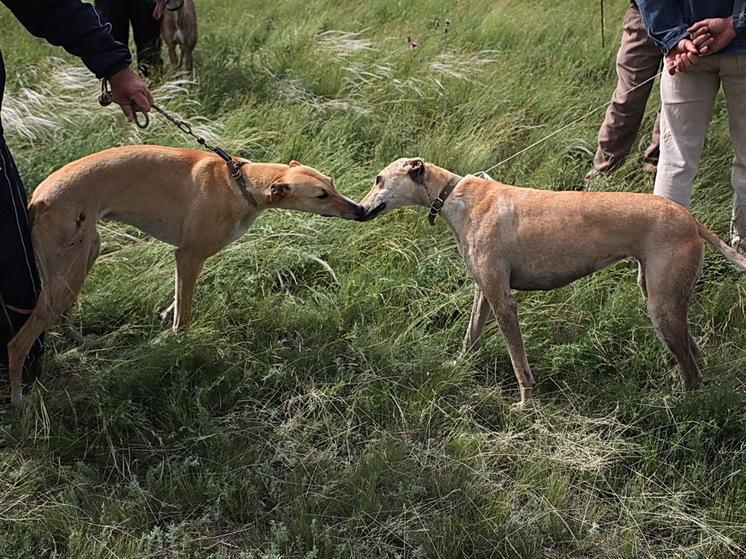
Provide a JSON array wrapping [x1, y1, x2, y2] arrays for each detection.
[[666, 16, 736, 74]]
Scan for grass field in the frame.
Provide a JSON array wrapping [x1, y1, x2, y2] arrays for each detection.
[[2, 0, 746, 557]]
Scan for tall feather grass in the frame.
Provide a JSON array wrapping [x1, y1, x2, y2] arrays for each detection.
[[2, 0, 746, 557]]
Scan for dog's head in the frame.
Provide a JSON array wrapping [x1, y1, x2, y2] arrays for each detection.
[[152, 0, 183, 19], [268, 161, 364, 220], [357, 158, 430, 221]]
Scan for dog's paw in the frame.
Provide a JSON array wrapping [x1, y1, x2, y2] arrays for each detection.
[[510, 387, 534, 411], [510, 399, 533, 411], [158, 305, 175, 327]]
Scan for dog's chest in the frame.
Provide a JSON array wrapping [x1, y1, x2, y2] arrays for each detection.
[[225, 214, 258, 246], [167, 12, 185, 41]]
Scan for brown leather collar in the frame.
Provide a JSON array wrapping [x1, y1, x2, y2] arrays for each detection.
[[428, 177, 462, 225]]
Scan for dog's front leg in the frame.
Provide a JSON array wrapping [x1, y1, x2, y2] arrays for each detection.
[[172, 250, 206, 330], [168, 45, 179, 68], [444, 284, 492, 368], [463, 284, 491, 354], [483, 285, 535, 409], [183, 47, 194, 73]]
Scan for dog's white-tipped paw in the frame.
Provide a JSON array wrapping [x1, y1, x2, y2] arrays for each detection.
[[510, 399, 533, 411], [158, 306, 175, 327], [510, 387, 534, 411]]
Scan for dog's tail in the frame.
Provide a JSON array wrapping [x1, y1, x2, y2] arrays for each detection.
[[697, 222, 746, 270]]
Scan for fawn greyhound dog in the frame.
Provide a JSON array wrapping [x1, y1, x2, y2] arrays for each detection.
[[358, 158, 746, 408], [153, 0, 198, 73], [6, 145, 363, 402]]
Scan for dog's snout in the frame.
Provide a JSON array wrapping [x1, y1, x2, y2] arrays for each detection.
[[354, 204, 366, 219], [356, 202, 385, 222]]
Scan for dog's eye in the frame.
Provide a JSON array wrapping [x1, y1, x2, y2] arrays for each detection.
[[375, 175, 383, 186], [317, 191, 329, 199]]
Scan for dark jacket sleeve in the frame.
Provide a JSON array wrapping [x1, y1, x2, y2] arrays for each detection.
[[1, 0, 132, 78], [635, 0, 688, 54], [736, 0, 746, 36]]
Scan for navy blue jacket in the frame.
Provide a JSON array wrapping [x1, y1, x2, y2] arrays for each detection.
[[1, 0, 132, 110]]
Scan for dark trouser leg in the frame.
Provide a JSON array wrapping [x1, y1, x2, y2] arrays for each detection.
[[0, 135, 43, 370], [94, 0, 131, 45], [130, 0, 162, 76]]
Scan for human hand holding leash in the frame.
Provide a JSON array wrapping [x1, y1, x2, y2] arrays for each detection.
[[665, 38, 700, 74], [664, 27, 715, 75], [666, 16, 737, 74], [106, 67, 154, 122]]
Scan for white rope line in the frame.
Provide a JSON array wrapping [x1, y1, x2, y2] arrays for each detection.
[[98, 224, 144, 242], [477, 67, 666, 179]]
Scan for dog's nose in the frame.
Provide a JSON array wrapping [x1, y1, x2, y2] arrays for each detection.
[[356, 202, 385, 221], [354, 204, 366, 219]]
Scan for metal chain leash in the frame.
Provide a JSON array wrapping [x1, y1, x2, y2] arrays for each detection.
[[98, 78, 257, 206]]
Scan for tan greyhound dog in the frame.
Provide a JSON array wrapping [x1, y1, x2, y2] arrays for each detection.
[[358, 158, 746, 408], [153, 0, 198, 73], [6, 145, 363, 402]]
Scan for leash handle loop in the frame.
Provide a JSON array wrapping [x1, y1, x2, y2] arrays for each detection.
[[99, 78, 150, 129], [131, 110, 149, 129]]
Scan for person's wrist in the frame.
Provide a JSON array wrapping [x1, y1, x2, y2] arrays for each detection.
[[102, 63, 131, 81]]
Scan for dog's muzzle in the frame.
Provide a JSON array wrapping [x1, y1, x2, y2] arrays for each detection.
[[356, 202, 386, 222]]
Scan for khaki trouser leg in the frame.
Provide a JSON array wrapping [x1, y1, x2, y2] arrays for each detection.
[[721, 55, 746, 252], [654, 59, 720, 209]]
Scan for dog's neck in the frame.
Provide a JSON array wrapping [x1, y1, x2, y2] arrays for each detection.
[[232, 162, 284, 210], [423, 166, 464, 226]]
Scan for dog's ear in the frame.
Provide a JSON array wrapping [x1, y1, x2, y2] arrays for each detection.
[[288, 160, 302, 168], [270, 182, 291, 202], [407, 158, 426, 184]]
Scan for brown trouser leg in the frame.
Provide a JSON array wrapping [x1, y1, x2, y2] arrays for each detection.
[[593, 5, 662, 174]]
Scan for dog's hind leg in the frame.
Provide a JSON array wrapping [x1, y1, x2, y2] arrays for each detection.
[[636, 261, 648, 300], [7, 235, 93, 402], [59, 228, 101, 344], [158, 299, 176, 326], [8, 292, 53, 402], [59, 311, 85, 344], [647, 297, 702, 391], [644, 249, 704, 391]]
